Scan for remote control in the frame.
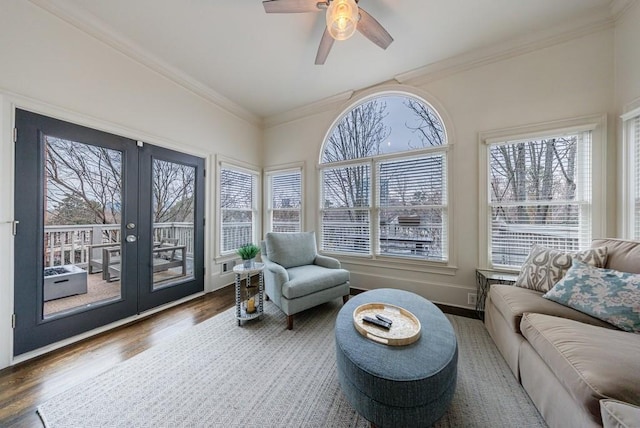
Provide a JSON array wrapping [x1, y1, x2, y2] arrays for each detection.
[[376, 314, 393, 325], [362, 315, 391, 329]]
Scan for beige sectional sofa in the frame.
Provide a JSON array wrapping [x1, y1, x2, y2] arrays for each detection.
[[485, 238, 640, 427]]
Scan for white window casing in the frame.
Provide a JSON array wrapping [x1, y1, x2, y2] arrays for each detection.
[[479, 115, 606, 271], [621, 107, 640, 240], [218, 160, 260, 257], [319, 92, 450, 263], [265, 166, 303, 233]]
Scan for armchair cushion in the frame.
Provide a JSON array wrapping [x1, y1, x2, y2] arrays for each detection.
[[282, 265, 350, 299], [266, 232, 318, 268]]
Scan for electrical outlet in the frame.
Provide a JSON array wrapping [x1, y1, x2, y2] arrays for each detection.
[[222, 260, 235, 273], [467, 293, 477, 305]]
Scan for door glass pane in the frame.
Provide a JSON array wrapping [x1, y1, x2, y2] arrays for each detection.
[[43, 135, 123, 319], [152, 159, 195, 289]]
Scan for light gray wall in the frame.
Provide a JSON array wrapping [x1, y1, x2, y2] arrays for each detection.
[[614, 2, 640, 235], [615, 2, 640, 112], [263, 28, 617, 312], [0, 2, 261, 368]]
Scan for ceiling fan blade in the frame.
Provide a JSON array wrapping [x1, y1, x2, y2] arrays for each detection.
[[357, 7, 393, 49], [315, 28, 335, 65], [263, 0, 322, 13]]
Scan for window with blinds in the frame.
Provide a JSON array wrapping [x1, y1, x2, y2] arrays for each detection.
[[321, 164, 371, 255], [378, 154, 448, 261], [633, 115, 640, 240], [319, 93, 449, 261], [219, 165, 257, 253], [488, 131, 592, 268], [267, 169, 302, 233]]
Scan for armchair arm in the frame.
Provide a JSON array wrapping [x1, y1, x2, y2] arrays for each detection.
[[314, 254, 341, 269], [262, 257, 289, 284], [261, 256, 289, 307]]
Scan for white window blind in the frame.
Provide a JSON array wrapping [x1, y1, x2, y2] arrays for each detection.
[[268, 169, 302, 233], [377, 154, 448, 261], [633, 115, 640, 240], [488, 132, 592, 268], [321, 164, 371, 255], [220, 166, 257, 253], [319, 93, 450, 261]]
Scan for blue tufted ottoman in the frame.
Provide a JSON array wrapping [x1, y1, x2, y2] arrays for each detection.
[[335, 288, 458, 427]]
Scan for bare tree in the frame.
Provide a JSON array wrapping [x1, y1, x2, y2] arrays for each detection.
[[46, 136, 197, 227], [320, 96, 448, 256], [322, 100, 390, 214], [219, 168, 255, 249], [404, 99, 445, 147], [45, 136, 122, 225], [220, 169, 253, 215], [153, 159, 195, 223], [490, 137, 577, 225]]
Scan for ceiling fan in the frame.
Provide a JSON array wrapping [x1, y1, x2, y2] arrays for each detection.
[[262, 0, 393, 65]]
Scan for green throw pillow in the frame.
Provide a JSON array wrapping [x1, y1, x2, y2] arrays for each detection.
[[543, 259, 640, 333]]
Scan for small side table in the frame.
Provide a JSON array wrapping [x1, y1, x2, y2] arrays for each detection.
[[233, 263, 265, 326], [475, 269, 518, 320]]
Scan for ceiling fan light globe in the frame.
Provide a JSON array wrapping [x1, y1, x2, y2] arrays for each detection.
[[326, 0, 358, 41]]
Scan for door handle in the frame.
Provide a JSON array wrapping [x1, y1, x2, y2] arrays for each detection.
[[126, 235, 137, 243], [2, 220, 19, 235]]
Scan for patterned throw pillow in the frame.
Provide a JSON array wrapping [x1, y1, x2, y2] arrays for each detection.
[[514, 245, 608, 292], [543, 260, 640, 333]]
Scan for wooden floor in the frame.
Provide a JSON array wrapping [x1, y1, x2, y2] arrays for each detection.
[[0, 286, 235, 428], [0, 285, 476, 428]]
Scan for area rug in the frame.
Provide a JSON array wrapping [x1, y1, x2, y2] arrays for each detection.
[[38, 299, 546, 427]]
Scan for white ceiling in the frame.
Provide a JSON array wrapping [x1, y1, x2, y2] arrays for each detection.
[[32, 0, 616, 121]]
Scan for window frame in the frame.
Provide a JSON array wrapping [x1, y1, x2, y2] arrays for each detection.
[[621, 105, 640, 240], [264, 164, 304, 233], [376, 151, 449, 261], [317, 90, 452, 266], [478, 115, 607, 271], [216, 157, 260, 259]]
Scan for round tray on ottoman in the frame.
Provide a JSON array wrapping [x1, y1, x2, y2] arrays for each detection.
[[353, 302, 421, 346], [335, 288, 458, 428]]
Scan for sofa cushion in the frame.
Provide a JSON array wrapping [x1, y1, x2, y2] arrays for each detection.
[[543, 260, 640, 333], [520, 313, 640, 422], [514, 244, 608, 292], [600, 399, 640, 428], [592, 239, 640, 274], [265, 232, 317, 269], [282, 265, 350, 299], [490, 284, 614, 334]]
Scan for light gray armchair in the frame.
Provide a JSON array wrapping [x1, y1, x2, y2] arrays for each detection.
[[261, 231, 350, 330]]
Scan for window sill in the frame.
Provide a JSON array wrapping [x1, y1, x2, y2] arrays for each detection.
[[323, 252, 458, 276]]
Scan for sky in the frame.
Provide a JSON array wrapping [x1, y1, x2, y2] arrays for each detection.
[[378, 96, 438, 154]]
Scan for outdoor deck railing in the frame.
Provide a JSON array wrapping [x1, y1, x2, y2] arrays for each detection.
[[44, 222, 194, 268], [491, 223, 582, 267], [45, 221, 581, 268]]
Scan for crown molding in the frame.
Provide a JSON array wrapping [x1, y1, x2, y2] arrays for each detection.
[[27, 0, 262, 127], [264, 5, 616, 128], [610, 0, 638, 20], [395, 7, 615, 87], [263, 90, 354, 128], [2, 86, 211, 158]]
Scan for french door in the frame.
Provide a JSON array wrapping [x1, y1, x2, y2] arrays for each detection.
[[13, 109, 205, 355]]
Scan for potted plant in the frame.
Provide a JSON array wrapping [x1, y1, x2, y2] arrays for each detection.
[[236, 243, 260, 268]]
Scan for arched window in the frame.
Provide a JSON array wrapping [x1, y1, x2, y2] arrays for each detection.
[[319, 93, 449, 262]]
